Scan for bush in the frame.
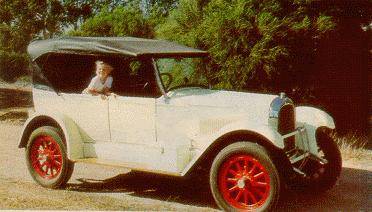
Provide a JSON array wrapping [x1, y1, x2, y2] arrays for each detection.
[[69, 5, 155, 38], [156, 0, 336, 91], [0, 51, 29, 82]]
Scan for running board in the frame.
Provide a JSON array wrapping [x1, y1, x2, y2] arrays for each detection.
[[75, 158, 182, 177]]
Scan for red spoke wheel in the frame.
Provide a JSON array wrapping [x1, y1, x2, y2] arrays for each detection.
[[26, 126, 74, 188], [210, 142, 280, 212]]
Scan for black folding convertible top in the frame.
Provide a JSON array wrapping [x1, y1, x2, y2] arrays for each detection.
[[27, 36, 208, 61]]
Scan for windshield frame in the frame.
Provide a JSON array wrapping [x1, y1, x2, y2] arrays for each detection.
[[153, 56, 210, 94]]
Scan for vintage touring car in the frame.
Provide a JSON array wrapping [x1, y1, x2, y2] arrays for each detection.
[[19, 37, 341, 211]]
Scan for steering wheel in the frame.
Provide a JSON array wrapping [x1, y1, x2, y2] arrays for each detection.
[[160, 73, 173, 90]]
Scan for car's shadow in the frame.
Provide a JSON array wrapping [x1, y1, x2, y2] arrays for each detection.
[[67, 171, 217, 208], [66, 167, 371, 211]]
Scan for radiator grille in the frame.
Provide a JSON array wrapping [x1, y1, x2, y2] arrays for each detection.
[[278, 104, 295, 151]]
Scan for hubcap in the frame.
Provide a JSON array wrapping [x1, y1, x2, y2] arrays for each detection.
[[30, 135, 63, 179], [218, 155, 270, 210]]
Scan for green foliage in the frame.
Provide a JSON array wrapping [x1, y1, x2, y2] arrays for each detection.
[[69, 4, 154, 38], [156, 0, 338, 91], [0, 0, 110, 81], [0, 50, 29, 82]]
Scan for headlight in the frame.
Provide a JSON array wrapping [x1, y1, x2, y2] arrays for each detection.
[[269, 92, 293, 118]]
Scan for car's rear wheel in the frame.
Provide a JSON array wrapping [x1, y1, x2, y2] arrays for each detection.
[[210, 142, 280, 211], [26, 126, 74, 188]]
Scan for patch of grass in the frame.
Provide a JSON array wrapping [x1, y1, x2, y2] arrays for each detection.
[[332, 132, 371, 160]]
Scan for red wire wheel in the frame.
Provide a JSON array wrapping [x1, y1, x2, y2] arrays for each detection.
[[26, 126, 74, 188], [210, 142, 280, 211], [30, 135, 63, 179], [218, 154, 271, 210]]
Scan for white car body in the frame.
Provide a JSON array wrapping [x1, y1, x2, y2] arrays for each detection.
[[20, 37, 341, 211], [20, 85, 334, 176]]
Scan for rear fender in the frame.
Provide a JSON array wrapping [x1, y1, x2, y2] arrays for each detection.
[[18, 111, 84, 161]]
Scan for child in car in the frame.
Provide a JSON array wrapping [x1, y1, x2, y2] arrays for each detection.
[[83, 60, 113, 96]]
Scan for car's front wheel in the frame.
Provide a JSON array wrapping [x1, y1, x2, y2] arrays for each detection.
[[291, 127, 342, 193], [26, 126, 74, 188], [210, 142, 280, 211]]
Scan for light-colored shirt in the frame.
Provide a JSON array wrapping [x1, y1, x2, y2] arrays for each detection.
[[87, 76, 113, 92]]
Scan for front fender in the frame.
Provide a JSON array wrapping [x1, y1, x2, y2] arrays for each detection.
[[181, 120, 284, 176], [18, 111, 84, 161], [295, 106, 335, 154], [296, 106, 335, 129], [207, 121, 284, 149]]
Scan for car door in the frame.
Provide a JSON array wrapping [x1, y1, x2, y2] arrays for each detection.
[[103, 59, 162, 167], [109, 95, 156, 145], [61, 93, 111, 143]]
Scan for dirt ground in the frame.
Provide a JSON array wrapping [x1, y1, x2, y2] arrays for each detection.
[[0, 86, 371, 211]]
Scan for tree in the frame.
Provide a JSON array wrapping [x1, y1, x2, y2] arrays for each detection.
[[157, 0, 371, 133], [157, 0, 339, 91], [0, 0, 66, 81], [69, 4, 155, 38], [0, 0, 132, 81]]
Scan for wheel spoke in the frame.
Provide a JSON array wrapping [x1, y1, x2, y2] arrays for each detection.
[[252, 187, 265, 198], [228, 169, 238, 176], [248, 164, 256, 174], [40, 161, 48, 168], [254, 171, 264, 179], [54, 160, 62, 165], [32, 160, 40, 167], [228, 185, 239, 193], [243, 190, 249, 205], [43, 140, 47, 149], [247, 190, 257, 203], [235, 162, 242, 172], [243, 159, 248, 170], [227, 177, 238, 182], [254, 182, 268, 188], [235, 190, 243, 201]]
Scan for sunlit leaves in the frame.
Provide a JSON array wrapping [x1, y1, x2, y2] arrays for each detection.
[[156, 0, 338, 91], [69, 5, 154, 38]]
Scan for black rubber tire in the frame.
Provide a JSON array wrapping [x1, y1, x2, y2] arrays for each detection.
[[25, 126, 74, 189], [292, 128, 342, 192], [210, 142, 280, 212]]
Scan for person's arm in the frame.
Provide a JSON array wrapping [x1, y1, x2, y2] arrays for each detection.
[[103, 76, 113, 95], [87, 89, 100, 95], [85, 76, 100, 95]]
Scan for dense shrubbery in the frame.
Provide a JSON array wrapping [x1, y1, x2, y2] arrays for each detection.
[[156, 0, 338, 92]]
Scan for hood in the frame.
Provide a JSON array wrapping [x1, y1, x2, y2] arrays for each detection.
[[167, 88, 277, 109], [160, 88, 279, 140]]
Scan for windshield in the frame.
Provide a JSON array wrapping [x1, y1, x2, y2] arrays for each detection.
[[156, 58, 210, 92]]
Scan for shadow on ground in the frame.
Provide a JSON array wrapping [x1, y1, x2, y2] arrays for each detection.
[[67, 171, 216, 208], [66, 167, 371, 211]]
